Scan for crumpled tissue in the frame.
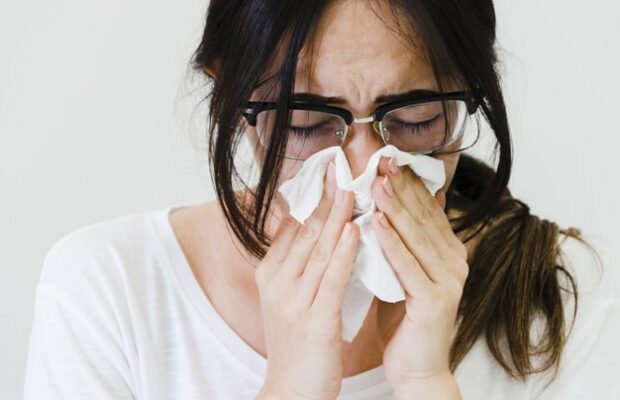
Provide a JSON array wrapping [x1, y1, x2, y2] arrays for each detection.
[[278, 144, 446, 341]]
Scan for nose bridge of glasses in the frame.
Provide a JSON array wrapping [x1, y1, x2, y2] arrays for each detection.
[[349, 114, 384, 139], [340, 115, 386, 176], [351, 115, 375, 124], [349, 114, 384, 136], [342, 113, 385, 147]]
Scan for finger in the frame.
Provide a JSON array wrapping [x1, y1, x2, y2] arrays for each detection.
[[254, 215, 301, 286], [280, 161, 337, 280], [378, 157, 469, 273], [311, 222, 360, 314], [379, 171, 453, 259], [371, 211, 433, 295], [266, 214, 299, 261], [323, 160, 338, 202], [298, 188, 354, 305], [379, 156, 455, 251], [371, 176, 449, 282], [385, 156, 463, 252]]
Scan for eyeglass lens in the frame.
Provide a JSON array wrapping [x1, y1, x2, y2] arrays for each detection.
[[255, 99, 470, 160]]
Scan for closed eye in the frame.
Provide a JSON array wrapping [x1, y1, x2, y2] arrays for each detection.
[[396, 114, 441, 134], [288, 121, 335, 137]]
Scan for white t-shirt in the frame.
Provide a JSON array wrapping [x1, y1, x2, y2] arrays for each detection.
[[23, 206, 620, 399]]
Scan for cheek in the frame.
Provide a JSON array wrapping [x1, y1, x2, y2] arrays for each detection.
[[435, 153, 460, 193], [275, 159, 303, 186], [268, 159, 304, 223], [245, 126, 266, 165]]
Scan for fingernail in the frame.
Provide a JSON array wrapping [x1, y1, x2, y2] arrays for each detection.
[[342, 223, 352, 240], [335, 187, 344, 206], [378, 212, 390, 229], [382, 176, 394, 198], [388, 158, 400, 175]]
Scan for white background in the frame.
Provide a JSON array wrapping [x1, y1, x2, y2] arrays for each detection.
[[1, 1, 619, 398]]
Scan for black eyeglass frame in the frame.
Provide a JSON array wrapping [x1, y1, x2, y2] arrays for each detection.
[[240, 90, 481, 157]]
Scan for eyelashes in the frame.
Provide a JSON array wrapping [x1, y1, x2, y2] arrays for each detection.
[[394, 114, 441, 136], [286, 113, 443, 141]]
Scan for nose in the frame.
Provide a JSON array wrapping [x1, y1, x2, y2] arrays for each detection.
[[341, 119, 385, 179]]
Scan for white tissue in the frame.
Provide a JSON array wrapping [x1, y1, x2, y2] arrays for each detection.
[[278, 144, 446, 341]]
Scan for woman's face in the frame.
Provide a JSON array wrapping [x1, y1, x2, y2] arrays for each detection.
[[245, 0, 462, 209]]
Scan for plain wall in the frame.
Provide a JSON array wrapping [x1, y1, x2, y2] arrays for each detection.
[[1, 1, 619, 398]]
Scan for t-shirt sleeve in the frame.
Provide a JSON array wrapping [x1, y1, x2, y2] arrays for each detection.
[[527, 234, 620, 399], [23, 231, 136, 400]]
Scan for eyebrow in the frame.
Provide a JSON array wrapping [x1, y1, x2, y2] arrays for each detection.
[[291, 89, 439, 105]]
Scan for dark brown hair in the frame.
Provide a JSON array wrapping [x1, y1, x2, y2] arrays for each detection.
[[189, 0, 591, 381]]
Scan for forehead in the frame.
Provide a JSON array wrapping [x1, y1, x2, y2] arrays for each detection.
[[295, 0, 436, 103]]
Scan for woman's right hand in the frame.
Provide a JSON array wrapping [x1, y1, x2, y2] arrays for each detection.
[[255, 161, 360, 400]]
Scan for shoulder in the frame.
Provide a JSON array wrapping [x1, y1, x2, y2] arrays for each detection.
[[25, 209, 176, 399], [38, 208, 168, 296]]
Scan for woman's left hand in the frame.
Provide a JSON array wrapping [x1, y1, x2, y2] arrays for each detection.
[[370, 156, 469, 399]]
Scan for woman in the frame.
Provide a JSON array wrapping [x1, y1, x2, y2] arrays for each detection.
[[23, 0, 618, 399]]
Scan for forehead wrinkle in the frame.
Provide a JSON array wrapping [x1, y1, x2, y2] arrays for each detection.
[[295, 40, 459, 103], [293, 0, 435, 110], [341, 67, 366, 106], [295, 52, 436, 109]]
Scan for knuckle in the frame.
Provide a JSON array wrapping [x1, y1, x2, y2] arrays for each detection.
[[444, 277, 465, 299], [280, 214, 298, 229], [380, 227, 398, 249], [383, 203, 403, 225], [414, 207, 432, 225], [423, 196, 439, 212], [389, 196, 404, 214], [454, 240, 468, 259], [457, 258, 470, 277], [298, 222, 318, 241], [390, 174, 404, 191], [320, 188, 332, 206], [310, 244, 328, 264], [412, 229, 429, 247], [428, 203, 444, 220]]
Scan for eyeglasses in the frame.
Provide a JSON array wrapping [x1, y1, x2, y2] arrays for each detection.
[[241, 90, 481, 161]]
